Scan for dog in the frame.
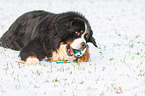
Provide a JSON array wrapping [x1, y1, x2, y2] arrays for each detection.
[[0, 10, 97, 65]]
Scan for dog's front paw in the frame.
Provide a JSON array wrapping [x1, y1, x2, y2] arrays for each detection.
[[25, 56, 39, 65]]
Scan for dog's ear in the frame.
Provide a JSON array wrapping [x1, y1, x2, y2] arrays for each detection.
[[71, 17, 85, 27], [87, 29, 98, 47], [55, 16, 85, 39], [88, 36, 98, 47], [55, 15, 72, 37]]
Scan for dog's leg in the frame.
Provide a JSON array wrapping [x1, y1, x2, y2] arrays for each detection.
[[20, 49, 40, 65], [77, 47, 90, 62], [25, 56, 40, 65], [19, 39, 46, 65]]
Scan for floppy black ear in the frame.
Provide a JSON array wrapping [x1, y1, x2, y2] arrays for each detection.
[[88, 36, 98, 47], [55, 21, 70, 38], [54, 14, 74, 38], [72, 17, 85, 25]]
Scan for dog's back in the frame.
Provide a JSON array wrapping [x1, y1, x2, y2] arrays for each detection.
[[0, 10, 51, 50]]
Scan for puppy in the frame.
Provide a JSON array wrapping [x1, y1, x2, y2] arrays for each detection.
[[0, 10, 97, 65]]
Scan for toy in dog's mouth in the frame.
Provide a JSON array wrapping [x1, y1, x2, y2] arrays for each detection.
[[66, 44, 74, 56], [66, 44, 82, 57]]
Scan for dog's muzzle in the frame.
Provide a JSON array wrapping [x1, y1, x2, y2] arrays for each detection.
[[66, 42, 88, 57]]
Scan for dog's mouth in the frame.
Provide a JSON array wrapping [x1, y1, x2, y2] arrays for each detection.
[[66, 44, 83, 57], [66, 44, 74, 56]]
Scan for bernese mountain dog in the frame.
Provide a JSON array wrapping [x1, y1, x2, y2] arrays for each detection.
[[0, 10, 97, 65]]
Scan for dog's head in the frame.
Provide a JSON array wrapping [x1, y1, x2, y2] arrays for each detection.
[[51, 12, 97, 61]]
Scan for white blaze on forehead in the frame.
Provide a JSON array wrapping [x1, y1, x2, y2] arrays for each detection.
[[71, 23, 88, 49], [82, 23, 88, 39]]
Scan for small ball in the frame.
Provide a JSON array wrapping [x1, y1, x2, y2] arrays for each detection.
[[73, 49, 82, 57]]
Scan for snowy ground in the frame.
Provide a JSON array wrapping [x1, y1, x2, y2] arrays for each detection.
[[0, 0, 145, 96]]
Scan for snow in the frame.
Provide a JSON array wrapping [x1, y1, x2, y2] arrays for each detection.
[[0, 0, 145, 96]]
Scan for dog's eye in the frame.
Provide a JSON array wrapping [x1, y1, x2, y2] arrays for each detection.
[[75, 32, 80, 36]]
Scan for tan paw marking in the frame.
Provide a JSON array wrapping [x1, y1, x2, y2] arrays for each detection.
[[25, 56, 39, 65]]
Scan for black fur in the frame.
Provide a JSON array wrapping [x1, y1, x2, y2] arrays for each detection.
[[0, 10, 97, 61]]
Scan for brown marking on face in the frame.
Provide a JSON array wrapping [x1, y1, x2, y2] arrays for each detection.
[[81, 30, 84, 33], [66, 41, 73, 45]]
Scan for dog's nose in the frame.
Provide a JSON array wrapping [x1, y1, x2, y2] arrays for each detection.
[[81, 42, 87, 50]]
